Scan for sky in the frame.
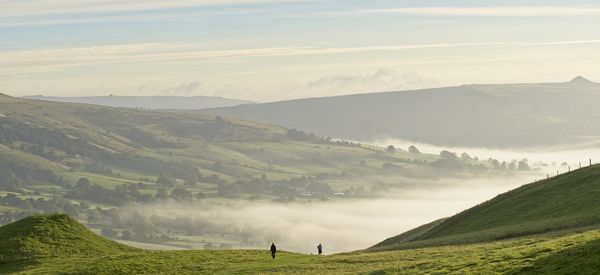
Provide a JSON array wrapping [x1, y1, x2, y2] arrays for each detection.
[[2, 0, 600, 102]]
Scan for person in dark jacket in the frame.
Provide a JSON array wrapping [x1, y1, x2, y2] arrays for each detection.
[[270, 243, 277, 259], [317, 243, 323, 255]]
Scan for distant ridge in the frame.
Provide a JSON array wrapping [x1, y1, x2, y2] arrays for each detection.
[[202, 77, 600, 148], [24, 95, 255, 110], [568, 76, 597, 85]]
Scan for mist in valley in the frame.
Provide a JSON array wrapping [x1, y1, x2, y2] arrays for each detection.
[[122, 173, 537, 254], [117, 141, 600, 254], [371, 138, 600, 175]]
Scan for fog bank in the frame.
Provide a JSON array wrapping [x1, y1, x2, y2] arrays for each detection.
[[124, 174, 535, 254], [372, 138, 600, 171]]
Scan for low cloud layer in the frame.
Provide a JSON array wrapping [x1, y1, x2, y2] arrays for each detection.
[[122, 175, 535, 254]]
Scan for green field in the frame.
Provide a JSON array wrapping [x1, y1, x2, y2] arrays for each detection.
[[2, 214, 600, 274]]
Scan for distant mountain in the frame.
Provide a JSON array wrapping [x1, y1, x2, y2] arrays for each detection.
[[202, 77, 600, 148], [371, 163, 600, 251], [23, 95, 254, 110]]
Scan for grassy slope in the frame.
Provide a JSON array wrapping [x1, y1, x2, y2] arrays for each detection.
[[3, 215, 600, 274], [0, 214, 136, 262], [372, 164, 600, 251], [0, 94, 455, 188]]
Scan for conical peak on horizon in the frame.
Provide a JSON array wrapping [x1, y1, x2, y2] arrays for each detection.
[[568, 76, 596, 85]]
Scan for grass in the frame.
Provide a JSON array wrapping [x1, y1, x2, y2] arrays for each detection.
[[373, 164, 600, 251], [0, 214, 136, 262], [3, 214, 600, 274]]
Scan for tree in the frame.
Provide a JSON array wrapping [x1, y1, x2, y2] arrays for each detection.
[[408, 145, 421, 154], [155, 188, 169, 200], [440, 150, 458, 160], [211, 161, 224, 171], [171, 187, 193, 201], [76, 177, 91, 190], [156, 173, 175, 188], [121, 230, 132, 240], [461, 153, 472, 161], [518, 159, 531, 171], [386, 145, 397, 153]]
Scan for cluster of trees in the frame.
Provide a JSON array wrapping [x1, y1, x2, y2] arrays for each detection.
[[0, 194, 82, 218], [216, 175, 336, 199], [488, 158, 531, 171], [0, 118, 102, 159], [0, 160, 62, 191]]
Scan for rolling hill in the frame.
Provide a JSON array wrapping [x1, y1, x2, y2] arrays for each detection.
[[4, 208, 600, 273], [202, 77, 600, 148], [0, 214, 136, 262], [372, 163, 600, 251], [24, 95, 254, 110], [0, 93, 504, 251]]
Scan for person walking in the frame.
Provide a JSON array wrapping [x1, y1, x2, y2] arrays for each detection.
[[317, 243, 323, 255], [270, 243, 277, 259]]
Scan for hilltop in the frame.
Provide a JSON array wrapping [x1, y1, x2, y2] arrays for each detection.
[[0, 214, 136, 261], [202, 77, 600, 148], [24, 95, 254, 110], [372, 163, 600, 251]]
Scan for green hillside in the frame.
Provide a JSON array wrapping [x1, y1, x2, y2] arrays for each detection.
[[2, 213, 600, 274], [0, 93, 508, 250], [372, 164, 600, 251], [0, 214, 136, 262]]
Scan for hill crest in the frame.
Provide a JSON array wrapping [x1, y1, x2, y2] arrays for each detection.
[[0, 214, 136, 262]]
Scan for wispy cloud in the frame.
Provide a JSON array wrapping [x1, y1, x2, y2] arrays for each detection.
[[0, 0, 304, 27], [319, 6, 600, 17], [0, 0, 311, 17], [3, 39, 600, 76], [0, 9, 269, 27]]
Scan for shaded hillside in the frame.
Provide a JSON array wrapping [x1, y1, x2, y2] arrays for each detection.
[[372, 164, 600, 251], [202, 77, 600, 148], [0, 214, 136, 262], [24, 95, 254, 110], [0, 93, 494, 202]]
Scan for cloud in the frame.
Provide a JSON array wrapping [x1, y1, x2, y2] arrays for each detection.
[[0, 0, 311, 17], [206, 69, 438, 101], [137, 81, 203, 96], [320, 6, 600, 17], [2, 38, 600, 77], [0, 9, 270, 27], [295, 69, 438, 98]]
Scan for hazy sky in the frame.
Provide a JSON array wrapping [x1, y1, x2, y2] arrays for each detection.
[[2, 0, 600, 101]]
